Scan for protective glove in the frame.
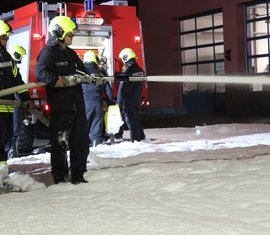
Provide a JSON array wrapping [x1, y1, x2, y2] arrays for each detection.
[[90, 73, 105, 86], [54, 76, 66, 87], [55, 75, 80, 87], [19, 91, 30, 102], [61, 75, 80, 87], [21, 100, 30, 110], [18, 91, 30, 110]]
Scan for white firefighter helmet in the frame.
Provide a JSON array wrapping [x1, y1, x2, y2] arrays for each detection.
[[119, 48, 136, 63]]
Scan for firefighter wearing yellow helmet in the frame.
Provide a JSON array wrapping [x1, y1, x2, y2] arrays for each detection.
[[0, 21, 30, 183], [83, 50, 98, 64], [119, 48, 137, 63], [0, 19, 12, 37], [35, 16, 89, 185], [8, 45, 26, 63], [82, 50, 114, 147], [7, 45, 30, 159], [116, 48, 146, 142], [48, 16, 77, 41]]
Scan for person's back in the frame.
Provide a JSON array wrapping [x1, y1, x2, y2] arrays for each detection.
[[117, 59, 144, 106], [82, 50, 114, 146], [83, 62, 106, 103]]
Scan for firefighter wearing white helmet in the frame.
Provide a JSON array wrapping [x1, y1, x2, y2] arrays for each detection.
[[116, 48, 146, 142], [35, 16, 89, 184], [0, 21, 29, 186], [82, 50, 114, 146]]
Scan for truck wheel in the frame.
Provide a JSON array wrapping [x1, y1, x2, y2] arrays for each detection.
[[17, 120, 34, 155]]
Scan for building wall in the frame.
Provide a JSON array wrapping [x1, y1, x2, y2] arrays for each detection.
[[139, 0, 254, 114]]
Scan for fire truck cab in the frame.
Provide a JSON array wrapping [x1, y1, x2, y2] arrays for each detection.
[[2, 0, 148, 112]]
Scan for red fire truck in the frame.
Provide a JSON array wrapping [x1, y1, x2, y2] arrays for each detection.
[[4, 0, 148, 109], [1, 0, 148, 153]]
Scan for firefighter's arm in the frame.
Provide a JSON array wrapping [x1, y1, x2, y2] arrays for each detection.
[[12, 63, 31, 108], [35, 49, 61, 87], [104, 82, 115, 105], [54, 76, 66, 87], [116, 81, 125, 107]]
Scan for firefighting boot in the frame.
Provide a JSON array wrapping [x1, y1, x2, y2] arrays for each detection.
[[71, 170, 88, 185], [53, 175, 68, 184], [8, 142, 18, 159]]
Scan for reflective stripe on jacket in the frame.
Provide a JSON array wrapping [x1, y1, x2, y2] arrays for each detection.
[[12, 64, 28, 94], [0, 61, 12, 68], [0, 47, 28, 113], [0, 105, 14, 112]]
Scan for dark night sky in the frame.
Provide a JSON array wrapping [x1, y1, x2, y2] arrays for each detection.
[[0, 0, 138, 14]]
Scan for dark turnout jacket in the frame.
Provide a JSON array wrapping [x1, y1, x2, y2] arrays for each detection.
[[0, 46, 29, 112], [82, 62, 113, 104], [117, 59, 144, 106], [35, 37, 87, 113]]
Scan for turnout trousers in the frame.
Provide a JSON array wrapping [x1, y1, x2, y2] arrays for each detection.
[[0, 113, 13, 162], [49, 109, 89, 177], [123, 104, 145, 142], [85, 101, 104, 145]]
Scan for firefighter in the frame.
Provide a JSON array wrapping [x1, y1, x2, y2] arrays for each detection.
[[7, 45, 28, 159], [82, 50, 114, 146], [35, 16, 89, 184], [117, 48, 145, 142], [0, 20, 30, 188]]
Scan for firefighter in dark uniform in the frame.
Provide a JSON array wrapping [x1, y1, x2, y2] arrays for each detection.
[[117, 48, 145, 142], [35, 16, 89, 184], [0, 20, 30, 187], [7, 45, 27, 159], [82, 50, 114, 146]]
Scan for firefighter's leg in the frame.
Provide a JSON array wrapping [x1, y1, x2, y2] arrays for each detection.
[[85, 104, 95, 146], [137, 106, 145, 140], [90, 103, 104, 146], [69, 108, 89, 184], [8, 107, 23, 158], [49, 112, 71, 182], [0, 113, 13, 187], [124, 105, 141, 142]]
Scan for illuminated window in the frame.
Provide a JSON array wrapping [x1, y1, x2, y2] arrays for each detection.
[[179, 11, 224, 93], [246, 1, 270, 91]]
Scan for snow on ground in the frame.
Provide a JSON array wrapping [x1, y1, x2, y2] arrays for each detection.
[[1, 123, 270, 234]]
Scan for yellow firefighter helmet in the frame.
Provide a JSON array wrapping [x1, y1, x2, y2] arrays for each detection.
[[119, 48, 136, 63], [8, 45, 26, 62], [0, 20, 12, 37], [48, 16, 77, 40], [83, 50, 98, 64]]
